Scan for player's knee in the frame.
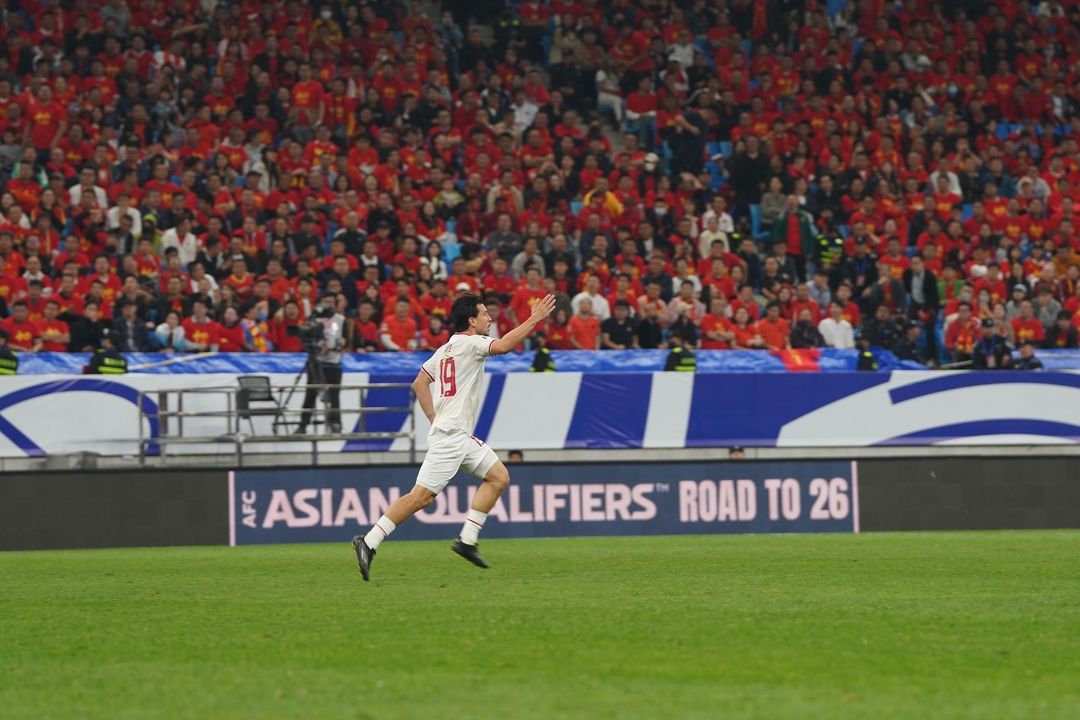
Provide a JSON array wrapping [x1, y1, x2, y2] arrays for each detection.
[[410, 486, 437, 510], [485, 463, 510, 492]]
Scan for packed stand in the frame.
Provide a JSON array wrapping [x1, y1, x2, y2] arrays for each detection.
[[0, 0, 1077, 371]]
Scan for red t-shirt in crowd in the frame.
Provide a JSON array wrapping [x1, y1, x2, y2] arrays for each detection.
[[182, 318, 221, 349], [545, 322, 573, 349], [380, 314, 418, 349], [1011, 317, 1045, 344], [355, 320, 380, 347], [218, 323, 245, 352], [26, 99, 65, 149], [1, 317, 40, 348], [731, 322, 759, 348], [700, 314, 734, 349], [419, 293, 452, 319], [510, 285, 547, 323], [272, 317, 303, 352], [756, 316, 790, 349], [568, 314, 600, 349], [38, 318, 69, 351], [421, 326, 449, 350], [785, 213, 803, 256], [945, 318, 979, 354]]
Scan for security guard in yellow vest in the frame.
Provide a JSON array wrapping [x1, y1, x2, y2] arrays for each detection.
[[664, 338, 697, 372], [530, 334, 557, 373], [0, 329, 18, 375], [855, 331, 878, 371], [86, 330, 128, 375]]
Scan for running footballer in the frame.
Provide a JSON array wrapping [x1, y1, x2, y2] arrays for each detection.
[[353, 292, 557, 580]]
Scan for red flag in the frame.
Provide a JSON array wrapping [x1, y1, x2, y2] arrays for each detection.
[[771, 348, 821, 372]]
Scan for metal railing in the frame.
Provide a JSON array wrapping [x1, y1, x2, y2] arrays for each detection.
[[136, 381, 416, 467]]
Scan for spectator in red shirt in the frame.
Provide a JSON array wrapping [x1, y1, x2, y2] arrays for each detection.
[[354, 300, 381, 352], [271, 301, 305, 352], [701, 296, 736, 349], [756, 301, 791, 350], [420, 279, 453, 321], [731, 307, 765, 349], [1010, 300, 1046, 345], [509, 267, 548, 326], [25, 85, 67, 159], [223, 260, 256, 301], [483, 257, 516, 303], [219, 307, 246, 353], [544, 308, 574, 350], [380, 298, 419, 352], [568, 297, 601, 350], [420, 314, 449, 350], [1045, 311, 1078, 349], [945, 302, 980, 363], [2, 301, 41, 351], [181, 299, 221, 352], [625, 76, 658, 151], [38, 300, 70, 352], [730, 284, 760, 321], [790, 283, 823, 323]]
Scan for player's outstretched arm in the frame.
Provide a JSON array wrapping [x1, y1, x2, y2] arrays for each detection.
[[490, 294, 556, 355], [412, 370, 436, 423]]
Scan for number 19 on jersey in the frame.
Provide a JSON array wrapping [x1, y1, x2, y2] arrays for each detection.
[[439, 357, 457, 397]]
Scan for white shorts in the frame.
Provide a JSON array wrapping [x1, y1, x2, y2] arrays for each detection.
[[415, 428, 499, 494]]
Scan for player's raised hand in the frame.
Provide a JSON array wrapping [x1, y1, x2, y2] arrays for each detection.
[[531, 294, 557, 323]]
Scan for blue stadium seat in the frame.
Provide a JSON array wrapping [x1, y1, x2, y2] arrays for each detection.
[[961, 204, 973, 221], [827, 0, 849, 19], [540, 36, 553, 67], [443, 241, 462, 263], [694, 39, 715, 67], [749, 204, 765, 239], [706, 161, 723, 191]]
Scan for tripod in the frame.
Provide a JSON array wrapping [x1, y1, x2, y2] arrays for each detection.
[[275, 351, 328, 434]]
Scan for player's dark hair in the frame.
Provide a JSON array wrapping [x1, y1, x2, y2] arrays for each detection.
[[450, 294, 484, 332]]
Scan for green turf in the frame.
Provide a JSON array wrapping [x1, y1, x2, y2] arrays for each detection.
[[2, 531, 1079, 720]]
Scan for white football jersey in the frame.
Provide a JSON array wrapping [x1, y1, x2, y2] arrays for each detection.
[[420, 333, 494, 433]]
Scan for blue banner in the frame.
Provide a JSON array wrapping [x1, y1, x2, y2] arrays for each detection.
[[22, 347, 1080, 375], [16, 348, 936, 375], [0, 370, 1076, 457], [228, 461, 859, 545]]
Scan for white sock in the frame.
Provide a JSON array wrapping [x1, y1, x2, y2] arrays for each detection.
[[364, 516, 396, 550], [459, 509, 487, 545]]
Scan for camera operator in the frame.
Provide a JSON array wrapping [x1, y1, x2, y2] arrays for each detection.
[[295, 293, 346, 434]]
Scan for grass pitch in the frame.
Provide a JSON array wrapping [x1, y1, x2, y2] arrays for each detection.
[[2, 531, 1079, 720]]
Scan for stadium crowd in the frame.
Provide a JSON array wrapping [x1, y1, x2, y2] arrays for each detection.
[[0, 0, 1077, 369]]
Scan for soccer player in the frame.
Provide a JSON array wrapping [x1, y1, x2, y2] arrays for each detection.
[[352, 292, 556, 580]]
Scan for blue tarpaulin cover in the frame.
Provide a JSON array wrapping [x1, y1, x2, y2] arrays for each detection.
[[8, 348, 984, 375]]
